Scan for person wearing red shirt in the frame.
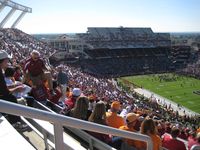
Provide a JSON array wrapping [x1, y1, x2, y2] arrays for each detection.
[[188, 132, 200, 150], [13, 66, 22, 81], [64, 88, 81, 109], [162, 128, 186, 150], [24, 50, 55, 95]]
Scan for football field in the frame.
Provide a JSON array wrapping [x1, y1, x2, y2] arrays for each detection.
[[120, 73, 200, 114]]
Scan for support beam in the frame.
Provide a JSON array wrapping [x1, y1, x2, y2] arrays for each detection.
[[0, 4, 5, 13], [0, 0, 9, 13], [0, 0, 31, 13], [11, 11, 26, 28], [0, 7, 16, 28]]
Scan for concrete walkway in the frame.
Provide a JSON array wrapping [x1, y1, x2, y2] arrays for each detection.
[[134, 88, 200, 117]]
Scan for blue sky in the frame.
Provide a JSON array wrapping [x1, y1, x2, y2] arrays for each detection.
[[1, 0, 200, 34]]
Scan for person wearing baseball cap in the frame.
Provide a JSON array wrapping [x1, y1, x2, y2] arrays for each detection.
[[64, 88, 81, 109], [119, 113, 140, 149], [0, 50, 28, 130], [106, 101, 125, 128], [0, 50, 11, 60]]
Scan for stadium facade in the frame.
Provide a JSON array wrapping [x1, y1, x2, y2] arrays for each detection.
[[78, 27, 173, 77], [49, 27, 193, 77]]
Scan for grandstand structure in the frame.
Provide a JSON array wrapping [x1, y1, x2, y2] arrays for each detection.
[[1, 1, 199, 148], [171, 45, 191, 69], [0, 24, 199, 150], [0, 0, 31, 28], [77, 27, 173, 77], [78, 27, 171, 49]]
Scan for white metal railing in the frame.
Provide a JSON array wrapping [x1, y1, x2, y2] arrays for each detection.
[[0, 99, 153, 150], [0, 0, 32, 12]]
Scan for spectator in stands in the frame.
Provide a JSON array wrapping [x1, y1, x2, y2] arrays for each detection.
[[178, 129, 188, 140], [88, 95, 96, 115], [165, 122, 172, 133], [89, 101, 107, 124], [4, 67, 34, 106], [119, 113, 141, 150], [162, 127, 186, 150], [48, 81, 62, 104], [57, 65, 68, 102], [188, 131, 200, 150], [30, 79, 49, 103], [140, 118, 162, 150], [197, 127, 200, 133], [0, 50, 27, 130], [13, 65, 23, 81], [88, 101, 111, 144], [190, 132, 200, 150], [64, 88, 81, 109], [69, 96, 89, 120], [106, 101, 125, 128], [24, 50, 55, 95], [65, 86, 72, 98]]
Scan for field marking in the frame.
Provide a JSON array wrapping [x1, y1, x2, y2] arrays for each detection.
[[175, 96, 181, 98], [187, 101, 195, 104]]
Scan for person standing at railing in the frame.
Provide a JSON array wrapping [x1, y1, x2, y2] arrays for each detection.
[[0, 50, 28, 130]]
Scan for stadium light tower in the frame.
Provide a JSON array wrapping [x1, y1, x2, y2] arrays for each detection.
[[0, 0, 32, 28]]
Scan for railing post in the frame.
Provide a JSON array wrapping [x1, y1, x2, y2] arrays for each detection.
[[88, 137, 93, 150], [42, 129, 49, 150], [54, 123, 64, 150]]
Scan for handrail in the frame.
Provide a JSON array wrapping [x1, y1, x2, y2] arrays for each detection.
[[0, 99, 153, 150]]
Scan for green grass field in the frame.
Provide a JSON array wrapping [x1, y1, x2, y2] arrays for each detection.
[[120, 73, 200, 114]]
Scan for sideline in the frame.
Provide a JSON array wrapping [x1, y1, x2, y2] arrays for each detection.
[[134, 88, 199, 117]]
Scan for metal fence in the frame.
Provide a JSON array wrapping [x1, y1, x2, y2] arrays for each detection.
[[0, 99, 153, 150]]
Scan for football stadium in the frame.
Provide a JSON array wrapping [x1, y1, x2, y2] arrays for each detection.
[[0, 1, 200, 150]]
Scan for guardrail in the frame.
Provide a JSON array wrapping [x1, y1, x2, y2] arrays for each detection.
[[0, 99, 153, 150]]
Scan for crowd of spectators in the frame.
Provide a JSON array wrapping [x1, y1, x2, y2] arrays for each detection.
[[0, 28, 200, 150], [81, 46, 172, 77], [177, 51, 200, 79]]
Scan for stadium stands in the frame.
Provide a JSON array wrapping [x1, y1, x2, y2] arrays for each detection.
[[177, 49, 200, 79], [82, 47, 172, 77], [0, 27, 200, 150], [75, 27, 173, 77], [77, 27, 171, 49]]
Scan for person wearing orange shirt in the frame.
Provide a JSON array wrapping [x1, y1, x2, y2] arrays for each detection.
[[106, 101, 125, 128], [197, 127, 200, 133], [119, 113, 141, 150]]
